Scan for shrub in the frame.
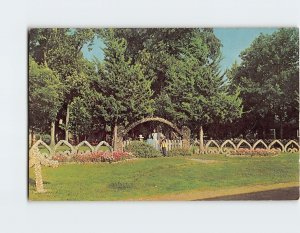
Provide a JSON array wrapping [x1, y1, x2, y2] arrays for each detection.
[[168, 148, 193, 157], [41, 134, 51, 145], [125, 141, 161, 158]]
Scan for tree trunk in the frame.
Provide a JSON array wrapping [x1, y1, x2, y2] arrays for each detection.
[[29, 129, 34, 148], [262, 127, 266, 139], [199, 125, 204, 154], [280, 122, 283, 139], [113, 124, 118, 151], [65, 104, 70, 141], [50, 121, 55, 147]]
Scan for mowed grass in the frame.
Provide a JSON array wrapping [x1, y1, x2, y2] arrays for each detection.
[[28, 153, 299, 201]]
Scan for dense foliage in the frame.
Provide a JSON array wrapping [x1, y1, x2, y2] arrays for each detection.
[[95, 30, 154, 127], [28, 58, 63, 136], [228, 28, 299, 139], [110, 29, 243, 137], [28, 28, 299, 143], [167, 148, 193, 157]]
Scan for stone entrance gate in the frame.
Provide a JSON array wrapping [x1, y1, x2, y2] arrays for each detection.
[[113, 117, 191, 151]]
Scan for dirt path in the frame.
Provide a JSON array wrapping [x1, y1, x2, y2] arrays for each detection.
[[133, 182, 299, 201]]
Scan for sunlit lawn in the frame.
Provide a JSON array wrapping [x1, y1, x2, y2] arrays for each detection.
[[29, 153, 299, 201]]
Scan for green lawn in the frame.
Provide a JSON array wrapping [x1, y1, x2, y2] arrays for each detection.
[[28, 153, 299, 201]]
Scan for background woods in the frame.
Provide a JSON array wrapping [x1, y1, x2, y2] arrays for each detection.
[[28, 28, 299, 146]]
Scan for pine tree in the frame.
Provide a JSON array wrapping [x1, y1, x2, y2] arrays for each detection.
[[156, 34, 242, 151], [96, 30, 154, 146]]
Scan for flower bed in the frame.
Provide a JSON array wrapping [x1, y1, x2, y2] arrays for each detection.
[[52, 151, 133, 163], [52, 154, 69, 162], [228, 148, 278, 156]]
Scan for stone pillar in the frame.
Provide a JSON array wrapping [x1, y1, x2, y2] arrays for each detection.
[[29, 146, 45, 193], [113, 125, 125, 152], [29, 141, 58, 193], [29, 130, 32, 148], [34, 160, 45, 193], [182, 126, 191, 150]]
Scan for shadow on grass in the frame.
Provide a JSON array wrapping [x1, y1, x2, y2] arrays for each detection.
[[108, 181, 134, 191], [28, 178, 50, 187], [197, 186, 299, 200]]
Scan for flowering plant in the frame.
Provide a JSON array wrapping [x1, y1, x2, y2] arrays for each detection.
[[52, 154, 69, 162], [52, 151, 132, 163], [229, 148, 278, 156]]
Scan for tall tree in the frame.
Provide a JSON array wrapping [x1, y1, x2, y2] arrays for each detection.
[[99, 28, 242, 148], [103, 28, 196, 96], [29, 28, 97, 142], [230, 28, 299, 139], [96, 30, 154, 148], [28, 57, 63, 146], [155, 34, 242, 151]]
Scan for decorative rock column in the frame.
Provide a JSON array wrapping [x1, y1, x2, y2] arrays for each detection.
[[182, 126, 191, 150], [113, 125, 125, 152], [29, 142, 58, 193], [29, 146, 45, 193]]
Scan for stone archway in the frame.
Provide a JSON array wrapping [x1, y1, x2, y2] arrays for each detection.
[[113, 117, 190, 151]]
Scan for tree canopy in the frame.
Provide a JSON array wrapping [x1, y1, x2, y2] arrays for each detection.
[[229, 28, 299, 138], [28, 28, 298, 143], [95, 30, 154, 127], [28, 57, 63, 133]]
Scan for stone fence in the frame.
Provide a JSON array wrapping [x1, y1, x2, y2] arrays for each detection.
[[195, 139, 299, 154], [31, 139, 299, 158], [32, 140, 113, 158]]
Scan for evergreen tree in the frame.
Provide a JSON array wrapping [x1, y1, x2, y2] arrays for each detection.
[[155, 35, 242, 151], [96, 30, 154, 146]]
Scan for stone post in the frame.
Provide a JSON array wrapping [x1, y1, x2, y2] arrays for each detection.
[[29, 146, 45, 193], [182, 126, 191, 150], [29, 139, 59, 193], [29, 130, 32, 148]]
